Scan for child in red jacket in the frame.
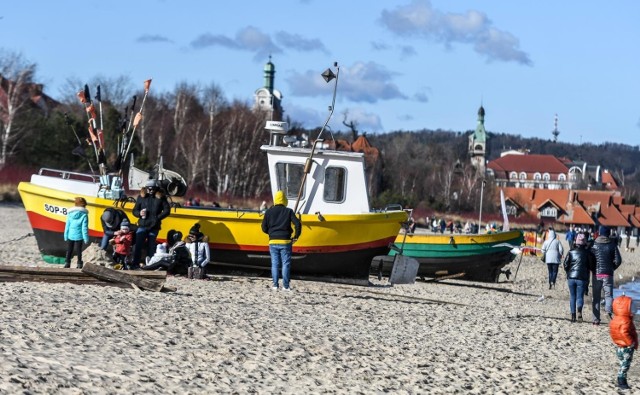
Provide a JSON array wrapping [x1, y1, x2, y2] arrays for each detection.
[[610, 295, 639, 390], [110, 220, 134, 269]]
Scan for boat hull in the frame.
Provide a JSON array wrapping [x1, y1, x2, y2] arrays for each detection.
[[374, 230, 525, 282], [18, 181, 407, 285]]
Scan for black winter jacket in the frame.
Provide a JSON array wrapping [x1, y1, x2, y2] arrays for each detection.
[[261, 205, 301, 241], [132, 193, 171, 231], [562, 246, 593, 281], [591, 236, 622, 276]]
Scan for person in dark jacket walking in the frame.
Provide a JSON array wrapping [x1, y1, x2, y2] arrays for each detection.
[[63, 197, 89, 269], [132, 180, 171, 269], [562, 233, 594, 322], [261, 190, 301, 291], [591, 225, 622, 325]]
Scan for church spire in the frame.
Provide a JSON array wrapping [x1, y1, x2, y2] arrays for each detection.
[[552, 113, 560, 142]]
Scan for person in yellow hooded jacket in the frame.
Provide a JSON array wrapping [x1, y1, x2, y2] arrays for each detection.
[[610, 295, 638, 390], [261, 190, 301, 291]]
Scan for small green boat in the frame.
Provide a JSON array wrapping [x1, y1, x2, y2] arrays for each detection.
[[374, 230, 525, 282]]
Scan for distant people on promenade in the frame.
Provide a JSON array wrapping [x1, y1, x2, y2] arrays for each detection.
[[132, 180, 171, 270], [565, 226, 576, 248], [63, 197, 89, 269], [562, 232, 593, 322], [590, 225, 622, 326], [609, 295, 638, 390], [541, 227, 564, 289]]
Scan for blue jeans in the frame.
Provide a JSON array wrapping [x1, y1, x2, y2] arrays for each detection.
[[592, 274, 614, 323], [547, 264, 559, 284], [269, 243, 292, 289], [567, 278, 587, 314], [133, 227, 157, 267], [100, 230, 115, 250]]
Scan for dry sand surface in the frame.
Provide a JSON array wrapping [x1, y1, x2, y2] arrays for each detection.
[[1, 202, 640, 394]]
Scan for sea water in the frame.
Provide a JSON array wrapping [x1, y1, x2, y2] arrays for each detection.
[[614, 281, 640, 314]]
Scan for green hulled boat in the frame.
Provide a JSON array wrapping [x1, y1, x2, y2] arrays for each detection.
[[373, 230, 525, 282]]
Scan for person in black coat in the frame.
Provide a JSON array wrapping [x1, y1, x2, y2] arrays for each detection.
[[562, 232, 594, 322], [99, 207, 127, 251], [590, 225, 623, 325], [131, 180, 171, 269]]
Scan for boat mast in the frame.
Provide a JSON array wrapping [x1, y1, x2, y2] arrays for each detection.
[[292, 62, 340, 213]]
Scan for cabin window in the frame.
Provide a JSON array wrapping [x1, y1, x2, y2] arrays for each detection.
[[324, 167, 346, 203], [276, 163, 305, 199]]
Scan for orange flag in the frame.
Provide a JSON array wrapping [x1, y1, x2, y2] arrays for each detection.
[[86, 103, 97, 120], [77, 90, 87, 104], [144, 79, 152, 92]]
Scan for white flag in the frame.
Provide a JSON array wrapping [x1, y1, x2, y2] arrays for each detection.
[[500, 189, 510, 231]]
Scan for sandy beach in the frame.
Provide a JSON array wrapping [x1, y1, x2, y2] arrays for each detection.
[[1, 202, 640, 394]]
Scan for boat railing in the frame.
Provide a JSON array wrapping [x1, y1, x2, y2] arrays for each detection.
[[38, 168, 100, 183]]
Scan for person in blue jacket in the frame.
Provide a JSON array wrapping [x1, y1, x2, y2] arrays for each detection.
[[63, 197, 90, 268]]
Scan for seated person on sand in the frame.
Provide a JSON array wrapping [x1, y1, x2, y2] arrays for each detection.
[[186, 223, 211, 269], [143, 230, 192, 275]]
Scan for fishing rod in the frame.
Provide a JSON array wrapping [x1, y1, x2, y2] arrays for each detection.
[[293, 62, 339, 214], [121, 79, 152, 175], [77, 85, 104, 174], [64, 112, 95, 174]]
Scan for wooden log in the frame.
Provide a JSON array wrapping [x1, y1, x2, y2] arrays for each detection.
[[81, 263, 165, 292], [0, 266, 166, 279]]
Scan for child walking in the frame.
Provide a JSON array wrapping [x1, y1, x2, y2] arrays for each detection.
[[610, 295, 638, 390], [63, 197, 89, 269]]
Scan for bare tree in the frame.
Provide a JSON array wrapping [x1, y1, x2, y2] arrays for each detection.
[[0, 50, 37, 169], [342, 110, 359, 142]]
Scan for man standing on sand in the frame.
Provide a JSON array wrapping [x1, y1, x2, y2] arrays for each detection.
[[261, 190, 301, 291], [591, 225, 622, 325], [132, 180, 171, 270]]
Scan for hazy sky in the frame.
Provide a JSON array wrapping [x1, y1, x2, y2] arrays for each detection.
[[2, 1, 638, 145]]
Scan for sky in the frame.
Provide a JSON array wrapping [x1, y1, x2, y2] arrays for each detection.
[[1, 1, 639, 145]]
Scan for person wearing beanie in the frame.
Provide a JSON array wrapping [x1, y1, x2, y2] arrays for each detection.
[[590, 225, 622, 325], [609, 295, 638, 389], [541, 228, 564, 289], [99, 207, 127, 251], [261, 190, 301, 291], [110, 219, 134, 269], [187, 223, 210, 265], [63, 197, 89, 269], [562, 232, 594, 322]]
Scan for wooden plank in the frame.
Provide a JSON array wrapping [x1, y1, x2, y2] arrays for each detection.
[[81, 263, 165, 292], [0, 265, 166, 279]]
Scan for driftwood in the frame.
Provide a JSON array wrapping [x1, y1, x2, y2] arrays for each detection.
[[81, 263, 165, 292], [0, 264, 174, 292]]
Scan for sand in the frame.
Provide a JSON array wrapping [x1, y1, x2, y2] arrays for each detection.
[[1, 202, 639, 394]]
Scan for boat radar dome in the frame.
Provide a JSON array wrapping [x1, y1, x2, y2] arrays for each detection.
[[265, 121, 288, 146]]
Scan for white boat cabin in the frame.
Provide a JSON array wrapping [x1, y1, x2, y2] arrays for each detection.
[[261, 121, 371, 215]]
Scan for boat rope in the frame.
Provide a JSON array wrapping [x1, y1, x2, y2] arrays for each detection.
[[0, 232, 35, 244]]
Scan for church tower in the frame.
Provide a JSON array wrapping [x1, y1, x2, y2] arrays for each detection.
[[468, 105, 487, 173], [253, 56, 283, 121]]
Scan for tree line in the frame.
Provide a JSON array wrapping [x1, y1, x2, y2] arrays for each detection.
[[2, 49, 639, 216]]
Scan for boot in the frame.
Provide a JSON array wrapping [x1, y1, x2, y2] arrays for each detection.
[[577, 309, 583, 322], [571, 313, 576, 322], [549, 283, 552, 290], [76, 262, 83, 269], [618, 376, 630, 390], [63, 262, 71, 269]]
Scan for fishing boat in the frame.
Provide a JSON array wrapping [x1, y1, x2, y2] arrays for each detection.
[[17, 63, 408, 285], [373, 229, 525, 282]]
